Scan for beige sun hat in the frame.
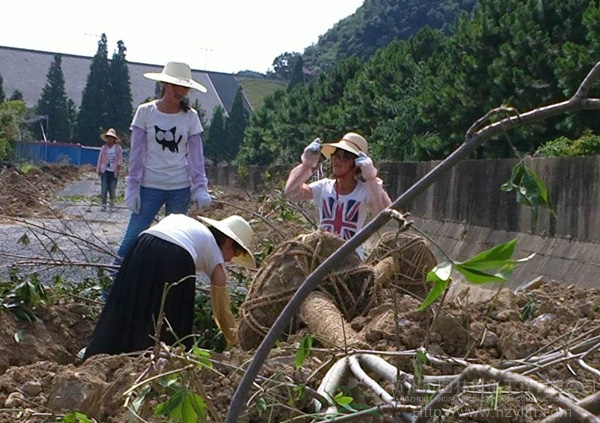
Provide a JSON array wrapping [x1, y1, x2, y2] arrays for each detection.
[[144, 62, 207, 93], [321, 132, 368, 159], [100, 128, 120, 142], [198, 215, 256, 269]]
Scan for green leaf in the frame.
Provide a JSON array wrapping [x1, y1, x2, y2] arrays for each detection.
[[426, 262, 452, 282], [255, 397, 267, 415], [60, 411, 94, 423], [417, 279, 449, 311], [501, 162, 556, 225], [457, 238, 518, 267], [334, 392, 357, 412], [334, 393, 353, 405], [191, 347, 213, 369], [130, 384, 151, 415], [295, 334, 313, 370], [158, 374, 178, 388], [454, 264, 510, 284]]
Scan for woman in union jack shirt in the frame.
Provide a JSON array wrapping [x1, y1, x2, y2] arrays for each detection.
[[284, 132, 392, 259]]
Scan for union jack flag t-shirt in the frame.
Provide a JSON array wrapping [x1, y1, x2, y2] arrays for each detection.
[[308, 178, 370, 258]]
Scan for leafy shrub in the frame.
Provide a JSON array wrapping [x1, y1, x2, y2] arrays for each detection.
[[535, 130, 600, 157]]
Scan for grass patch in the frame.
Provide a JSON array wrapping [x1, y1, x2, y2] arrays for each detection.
[[237, 77, 286, 110]]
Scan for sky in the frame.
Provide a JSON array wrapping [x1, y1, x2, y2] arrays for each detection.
[[1, 0, 364, 74]]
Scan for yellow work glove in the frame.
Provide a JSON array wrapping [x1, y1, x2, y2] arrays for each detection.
[[210, 284, 237, 346]]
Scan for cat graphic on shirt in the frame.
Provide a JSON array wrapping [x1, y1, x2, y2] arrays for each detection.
[[154, 126, 182, 153]]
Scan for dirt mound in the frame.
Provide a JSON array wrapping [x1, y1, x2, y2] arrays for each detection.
[[0, 164, 87, 218], [1, 166, 600, 422], [2, 280, 600, 421]]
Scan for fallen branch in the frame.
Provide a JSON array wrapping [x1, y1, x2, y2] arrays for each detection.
[[415, 364, 600, 423]]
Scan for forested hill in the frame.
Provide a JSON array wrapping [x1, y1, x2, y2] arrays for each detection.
[[236, 0, 600, 167], [302, 0, 476, 72]]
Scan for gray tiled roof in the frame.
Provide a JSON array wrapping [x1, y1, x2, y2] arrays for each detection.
[[0, 45, 249, 122]]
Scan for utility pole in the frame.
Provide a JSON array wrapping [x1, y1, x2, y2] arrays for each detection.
[[84, 33, 100, 55], [199, 47, 213, 70]]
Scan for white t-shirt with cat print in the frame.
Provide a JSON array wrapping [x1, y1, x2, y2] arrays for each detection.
[[131, 100, 203, 190]]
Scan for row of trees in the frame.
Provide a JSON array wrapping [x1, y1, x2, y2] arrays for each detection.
[[34, 34, 134, 146], [236, 0, 600, 166], [0, 33, 250, 162]]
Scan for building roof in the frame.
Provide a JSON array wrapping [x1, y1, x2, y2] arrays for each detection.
[[0, 45, 251, 122]]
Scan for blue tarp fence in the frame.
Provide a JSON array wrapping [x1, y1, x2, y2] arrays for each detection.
[[15, 141, 101, 166]]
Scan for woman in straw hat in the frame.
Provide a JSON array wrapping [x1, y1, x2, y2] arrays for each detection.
[[96, 128, 123, 212], [285, 132, 392, 258], [84, 213, 255, 359], [117, 61, 212, 263]]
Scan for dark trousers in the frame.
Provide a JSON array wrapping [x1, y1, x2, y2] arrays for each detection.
[[84, 234, 196, 359]]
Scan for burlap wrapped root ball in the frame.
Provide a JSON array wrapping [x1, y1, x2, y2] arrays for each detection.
[[237, 230, 376, 350], [366, 231, 438, 299]]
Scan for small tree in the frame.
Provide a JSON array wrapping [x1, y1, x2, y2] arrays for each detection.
[[78, 33, 112, 146], [9, 90, 23, 101], [223, 89, 249, 163], [0, 100, 26, 160], [109, 40, 133, 138], [0, 74, 5, 103], [205, 105, 226, 164], [270, 52, 300, 81], [36, 54, 74, 142]]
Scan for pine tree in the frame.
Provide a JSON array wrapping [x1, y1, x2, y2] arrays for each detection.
[[35, 54, 73, 142], [223, 89, 249, 163], [205, 106, 226, 164], [78, 33, 112, 146], [9, 91, 23, 101], [287, 56, 305, 92], [0, 74, 5, 103], [109, 40, 133, 140]]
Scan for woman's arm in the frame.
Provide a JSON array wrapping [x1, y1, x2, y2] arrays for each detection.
[[210, 264, 237, 345], [365, 178, 392, 214], [125, 126, 147, 186], [284, 163, 314, 201], [187, 133, 208, 189]]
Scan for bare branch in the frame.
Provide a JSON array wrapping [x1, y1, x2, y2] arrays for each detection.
[[225, 60, 600, 423]]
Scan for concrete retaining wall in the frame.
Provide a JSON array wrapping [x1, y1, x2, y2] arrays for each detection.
[[206, 156, 600, 288]]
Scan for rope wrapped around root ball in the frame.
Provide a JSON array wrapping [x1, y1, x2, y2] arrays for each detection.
[[237, 229, 438, 350], [237, 230, 375, 350], [367, 231, 438, 299]]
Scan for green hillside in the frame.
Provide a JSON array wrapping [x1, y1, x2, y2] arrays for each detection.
[[236, 77, 286, 111]]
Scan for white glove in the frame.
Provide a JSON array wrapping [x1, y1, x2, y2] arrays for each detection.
[[355, 152, 377, 180], [192, 186, 212, 210], [300, 137, 322, 168], [125, 182, 141, 214]]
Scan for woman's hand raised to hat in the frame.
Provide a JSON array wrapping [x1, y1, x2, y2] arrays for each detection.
[[301, 137, 322, 168], [355, 152, 378, 180]]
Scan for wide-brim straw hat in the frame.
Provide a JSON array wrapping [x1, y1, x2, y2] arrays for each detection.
[[100, 128, 120, 142], [198, 215, 256, 269], [321, 132, 368, 159], [144, 62, 207, 93]]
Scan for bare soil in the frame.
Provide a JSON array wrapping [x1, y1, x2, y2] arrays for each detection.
[[0, 164, 599, 422]]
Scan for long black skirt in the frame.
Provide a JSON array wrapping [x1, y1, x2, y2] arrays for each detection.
[[84, 234, 196, 359]]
